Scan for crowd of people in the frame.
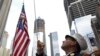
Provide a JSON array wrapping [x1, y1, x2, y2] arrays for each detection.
[[36, 33, 100, 56]]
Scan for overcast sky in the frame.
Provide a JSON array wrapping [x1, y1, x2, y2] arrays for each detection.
[[5, 0, 70, 56]]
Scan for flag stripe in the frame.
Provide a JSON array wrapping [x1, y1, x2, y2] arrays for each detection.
[[24, 24, 28, 30], [14, 28, 18, 42], [17, 34, 27, 56], [19, 36, 29, 56], [14, 30, 23, 44], [13, 31, 25, 56], [14, 30, 22, 42]]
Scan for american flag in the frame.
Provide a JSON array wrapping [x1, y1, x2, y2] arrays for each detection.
[[12, 5, 30, 56]]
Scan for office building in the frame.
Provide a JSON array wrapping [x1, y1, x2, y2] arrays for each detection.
[[49, 32, 60, 56], [0, 0, 11, 43], [64, 0, 100, 28], [69, 1, 99, 19], [1, 31, 8, 47], [64, 0, 100, 51]]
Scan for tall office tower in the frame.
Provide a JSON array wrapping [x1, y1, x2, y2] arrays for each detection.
[[64, 0, 78, 28], [34, 17, 47, 54], [49, 32, 60, 56], [0, 0, 11, 43], [64, 0, 100, 28]]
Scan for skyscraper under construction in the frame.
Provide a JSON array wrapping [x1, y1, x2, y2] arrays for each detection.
[[34, 17, 47, 55]]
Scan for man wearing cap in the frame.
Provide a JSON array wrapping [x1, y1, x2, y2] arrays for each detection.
[[36, 33, 87, 56], [61, 33, 87, 56]]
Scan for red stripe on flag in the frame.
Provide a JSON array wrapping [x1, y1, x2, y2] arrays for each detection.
[[14, 30, 23, 47], [14, 30, 22, 42], [19, 36, 30, 56]]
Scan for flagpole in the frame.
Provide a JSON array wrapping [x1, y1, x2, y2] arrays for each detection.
[[23, 0, 24, 5], [34, 0, 38, 40], [31, 0, 38, 56]]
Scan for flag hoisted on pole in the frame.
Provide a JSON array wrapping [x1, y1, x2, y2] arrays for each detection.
[[12, 4, 30, 56]]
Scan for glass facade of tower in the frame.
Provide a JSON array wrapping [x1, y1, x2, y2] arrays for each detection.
[[49, 32, 60, 56], [64, 0, 78, 13], [69, 1, 99, 20]]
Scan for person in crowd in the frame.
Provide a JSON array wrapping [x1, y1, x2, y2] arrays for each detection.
[[61, 33, 87, 56], [36, 40, 46, 56], [36, 33, 88, 56]]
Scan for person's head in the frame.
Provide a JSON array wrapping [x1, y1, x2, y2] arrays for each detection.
[[61, 35, 81, 53], [61, 33, 87, 54], [37, 40, 45, 54]]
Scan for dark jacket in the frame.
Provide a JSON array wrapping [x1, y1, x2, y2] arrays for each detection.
[[67, 52, 83, 56], [36, 53, 46, 56], [36, 52, 82, 56]]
